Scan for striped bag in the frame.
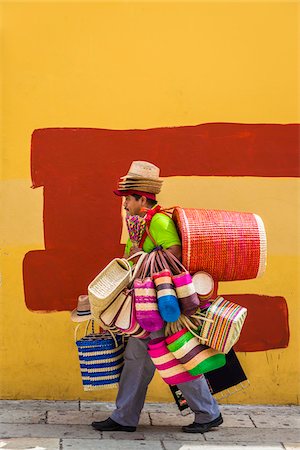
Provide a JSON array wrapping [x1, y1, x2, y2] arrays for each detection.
[[148, 337, 202, 385], [193, 296, 248, 354], [75, 323, 125, 391], [166, 328, 226, 376], [159, 250, 200, 316], [134, 253, 164, 332]]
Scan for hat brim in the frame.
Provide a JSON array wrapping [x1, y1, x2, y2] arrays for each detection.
[[71, 309, 93, 323], [113, 189, 157, 200]]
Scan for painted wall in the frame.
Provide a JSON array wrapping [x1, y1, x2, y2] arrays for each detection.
[[1, 1, 299, 404]]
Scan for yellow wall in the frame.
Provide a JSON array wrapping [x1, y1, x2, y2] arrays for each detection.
[[1, 1, 299, 403]]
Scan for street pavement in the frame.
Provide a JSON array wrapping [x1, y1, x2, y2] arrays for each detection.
[[0, 401, 299, 450]]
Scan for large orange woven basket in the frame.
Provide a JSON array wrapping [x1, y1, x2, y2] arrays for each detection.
[[173, 208, 267, 281]]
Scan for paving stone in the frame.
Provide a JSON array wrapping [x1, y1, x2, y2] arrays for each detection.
[[251, 414, 300, 428], [220, 405, 300, 416], [103, 426, 206, 441], [80, 401, 178, 413], [0, 401, 80, 411], [0, 438, 60, 449], [150, 412, 195, 427], [62, 438, 163, 449], [163, 443, 284, 450], [0, 424, 100, 439], [150, 412, 253, 428], [48, 410, 150, 426], [204, 427, 300, 443], [283, 445, 300, 450], [0, 410, 46, 424]]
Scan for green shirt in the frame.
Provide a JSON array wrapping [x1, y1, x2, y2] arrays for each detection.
[[125, 213, 181, 255]]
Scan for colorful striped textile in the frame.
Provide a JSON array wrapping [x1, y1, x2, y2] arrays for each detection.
[[198, 296, 248, 354], [166, 328, 226, 376], [134, 277, 164, 332], [173, 208, 267, 281], [148, 337, 201, 385], [76, 332, 124, 391], [153, 269, 181, 322], [172, 271, 200, 316]]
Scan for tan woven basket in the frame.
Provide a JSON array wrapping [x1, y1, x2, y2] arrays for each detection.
[[88, 258, 132, 325]]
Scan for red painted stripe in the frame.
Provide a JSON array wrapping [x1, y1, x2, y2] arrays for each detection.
[[230, 294, 290, 352], [31, 124, 300, 185]]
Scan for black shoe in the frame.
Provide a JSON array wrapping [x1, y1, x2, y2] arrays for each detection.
[[91, 417, 136, 432], [182, 413, 223, 433]]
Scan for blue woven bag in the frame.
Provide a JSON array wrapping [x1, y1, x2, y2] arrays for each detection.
[[76, 321, 125, 391]]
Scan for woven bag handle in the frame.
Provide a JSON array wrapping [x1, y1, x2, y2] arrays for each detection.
[[74, 319, 95, 342], [157, 250, 179, 275], [150, 250, 165, 275], [74, 319, 120, 347], [129, 252, 148, 285], [163, 249, 188, 274]]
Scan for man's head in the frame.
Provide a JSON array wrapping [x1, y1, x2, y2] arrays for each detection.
[[124, 194, 157, 216]]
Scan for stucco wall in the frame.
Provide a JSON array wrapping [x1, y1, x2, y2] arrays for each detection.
[[1, 1, 299, 403]]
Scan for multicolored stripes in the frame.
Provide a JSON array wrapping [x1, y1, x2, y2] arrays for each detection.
[[199, 296, 247, 353], [172, 272, 200, 316], [134, 277, 164, 332], [76, 334, 124, 391], [166, 328, 226, 376], [148, 337, 201, 385], [153, 269, 181, 322]]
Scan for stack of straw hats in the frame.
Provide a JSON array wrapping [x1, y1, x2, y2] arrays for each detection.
[[115, 161, 163, 195]]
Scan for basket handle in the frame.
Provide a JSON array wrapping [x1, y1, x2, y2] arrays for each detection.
[[74, 319, 96, 342]]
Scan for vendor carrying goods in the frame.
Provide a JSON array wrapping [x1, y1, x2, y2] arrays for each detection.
[[158, 250, 199, 316], [89, 251, 145, 327], [134, 252, 164, 332], [75, 321, 125, 391], [166, 328, 226, 376], [191, 296, 248, 354], [148, 337, 202, 385], [173, 207, 267, 281]]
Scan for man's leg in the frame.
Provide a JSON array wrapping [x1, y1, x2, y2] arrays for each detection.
[[110, 336, 155, 426], [178, 376, 223, 433]]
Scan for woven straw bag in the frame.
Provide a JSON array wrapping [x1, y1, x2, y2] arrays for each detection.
[[166, 328, 226, 376], [134, 252, 164, 332], [193, 296, 248, 354], [75, 321, 125, 391], [173, 207, 267, 281], [147, 337, 201, 385], [89, 252, 145, 327]]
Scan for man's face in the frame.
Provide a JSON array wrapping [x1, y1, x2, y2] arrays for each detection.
[[123, 195, 144, 216]]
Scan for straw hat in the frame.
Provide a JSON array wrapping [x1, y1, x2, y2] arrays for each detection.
[[121, 161, 162, 181], [71, 295, 92, 322], [115, 161, 163, 196]]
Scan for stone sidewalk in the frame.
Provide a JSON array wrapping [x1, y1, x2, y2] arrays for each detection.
[[0, 401, 299, 450]]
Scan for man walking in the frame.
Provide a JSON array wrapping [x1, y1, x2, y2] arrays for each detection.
[[92, 161, 223, 433]]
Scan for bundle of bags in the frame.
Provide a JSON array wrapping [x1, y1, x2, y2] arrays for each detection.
[[88, 247, 248, 384]]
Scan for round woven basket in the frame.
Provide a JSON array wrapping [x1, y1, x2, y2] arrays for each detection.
[[173, 208, 267, 281]]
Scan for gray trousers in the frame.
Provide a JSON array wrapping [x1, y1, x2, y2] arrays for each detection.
[[110, 331, 220, 427]]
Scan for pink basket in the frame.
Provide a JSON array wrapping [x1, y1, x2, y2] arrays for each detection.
[[148, 337, 201, 385], [173, 208, 267, 281]]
